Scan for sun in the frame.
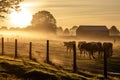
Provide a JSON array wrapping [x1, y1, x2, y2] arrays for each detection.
[[10, 8, 32, 28]]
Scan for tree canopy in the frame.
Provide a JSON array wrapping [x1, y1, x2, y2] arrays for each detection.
[[110, 26, 119, 32], [109, 25, 119, 35], [70, 26, 78, 36], [57, 26, 63, 36], [0, 0, 23, 18], [31, 10, 57, 34], [64, 28, 70, 36]]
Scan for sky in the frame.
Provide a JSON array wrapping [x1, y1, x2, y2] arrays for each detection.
[[1, 0, 120, 30]]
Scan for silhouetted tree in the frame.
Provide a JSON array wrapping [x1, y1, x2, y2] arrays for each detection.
[[64, 28, 70, 36], [109, 25, 119, 36], [0, 26, 8, 30], [31, 10, 57, 34], [0, 0, 23, 18], [9, 27, 16, 30], [57, 26, 63, 36], [70, 26, 78, 36]]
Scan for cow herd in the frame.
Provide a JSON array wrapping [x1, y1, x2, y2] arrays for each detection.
[[64, 41, 113, 59]]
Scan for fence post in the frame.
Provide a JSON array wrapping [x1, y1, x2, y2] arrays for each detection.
[[15, 39, 18, 58], [104, 49, 107, 79], [46, 40, 50, 63], [73, 42, 77, 72], [1, 37, 4, 56], [29, 42, 32, 60]]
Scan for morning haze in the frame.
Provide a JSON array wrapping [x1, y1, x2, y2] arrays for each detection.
[[0, 0, 120, 80], [22, 0, 120, 29]]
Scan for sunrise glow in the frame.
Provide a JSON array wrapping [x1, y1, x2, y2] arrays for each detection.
[[10, 8, 32, 28]]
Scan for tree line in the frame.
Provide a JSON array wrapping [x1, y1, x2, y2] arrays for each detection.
[[0, 0, 120, 36]]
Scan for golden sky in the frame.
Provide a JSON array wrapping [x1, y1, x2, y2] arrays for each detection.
[[1, 0, 120, 30]]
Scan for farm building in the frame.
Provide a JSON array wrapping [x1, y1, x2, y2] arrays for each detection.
[[76, 25, 109, 39]]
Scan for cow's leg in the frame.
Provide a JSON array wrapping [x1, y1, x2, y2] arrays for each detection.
[[89, 52, 91, 59], [100, 51, 104, 58], [85, 51, 88, 57], [99, 51, 102, 58], [90, 51, 95, 59], [66, 47, 68, 55], [85, 51, 87, 57], [98, 51, 101, 58], [70, 48, 71, 54], [83, 50, 86, 57]]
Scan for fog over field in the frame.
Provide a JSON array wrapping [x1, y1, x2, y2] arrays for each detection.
[[0, 0, 120, 79]]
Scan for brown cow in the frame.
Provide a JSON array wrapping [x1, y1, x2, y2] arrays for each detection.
[[103, 42, 113, 58], [84, 42, 103, 59], [78, 41, 87, 57], [64, 41, 75, 54]]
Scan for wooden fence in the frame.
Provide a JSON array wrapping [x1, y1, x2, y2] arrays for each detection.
[[0, 37, 108, 79]]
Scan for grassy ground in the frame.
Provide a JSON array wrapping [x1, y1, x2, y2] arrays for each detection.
[[0, 39, 120, 79], [0, 56, 120, 80]]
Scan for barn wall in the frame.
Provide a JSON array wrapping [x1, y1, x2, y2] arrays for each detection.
[[76, 30, 109, 39]]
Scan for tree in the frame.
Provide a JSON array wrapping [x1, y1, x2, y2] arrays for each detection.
[[57, 26, 63, 36], [0, 26, 8, 30], [109, 25, 119, 35], [31, 10, 57, 34], [70, 25, 78, 36], [64, 28, 70, 36], [0, 0, 23, 18]]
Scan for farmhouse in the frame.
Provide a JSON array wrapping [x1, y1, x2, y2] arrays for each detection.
[[76, 25, 109, 39]]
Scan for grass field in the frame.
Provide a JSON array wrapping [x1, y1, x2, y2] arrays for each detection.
[[0, 38, 120, 79]]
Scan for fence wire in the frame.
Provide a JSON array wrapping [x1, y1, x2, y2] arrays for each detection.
[[0, 38, 120, 75]]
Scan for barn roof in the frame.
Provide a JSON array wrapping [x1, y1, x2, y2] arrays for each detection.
[[77, 25, 108, 31]]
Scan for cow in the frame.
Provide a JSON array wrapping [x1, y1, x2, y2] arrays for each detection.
[[83, 42, 103, 59], [97, 42, 103, 58], [78, 41, 113, 59], [103, 42, 113, 58], [64, 41, 75, 54], [78, 41, 87, 57]]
